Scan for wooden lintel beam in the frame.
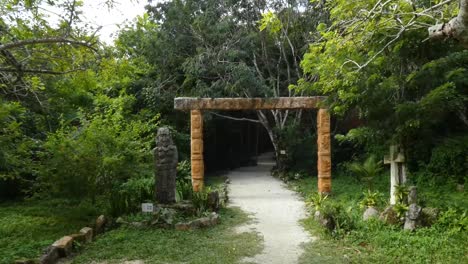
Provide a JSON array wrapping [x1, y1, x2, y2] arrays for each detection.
[[174, 97, 328, 110]]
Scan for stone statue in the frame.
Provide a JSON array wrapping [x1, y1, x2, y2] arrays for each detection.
[[154, 127, 178, 204]]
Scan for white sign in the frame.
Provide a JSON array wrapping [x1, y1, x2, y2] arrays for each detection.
[[141, 203, 154, 213], [280, 150, 286, 155]]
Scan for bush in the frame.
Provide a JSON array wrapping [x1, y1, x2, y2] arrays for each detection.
[[427, 135, 468, 184], [109, 177, 155, 217], [38, 95, 157, 207]]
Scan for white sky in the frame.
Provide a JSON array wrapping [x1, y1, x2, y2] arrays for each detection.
[[80, 0, 148, 44]]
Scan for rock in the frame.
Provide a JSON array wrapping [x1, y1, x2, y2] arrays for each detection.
[[408, 186, 417, 204], [52, 236, 74, 257], [207, 191, 220, 211], [39, 246, 60, 264], [175, 223, 190, 231], [79, 227, 93, 243], [404, 218, 417, 231], [69, 233, 86, 244], [456, 184, 464, 192], [420, 207, 440, 227], [95, 215, 107, 234], [210, 213, 220, 225], [154, 127, 178, 204], [379, 205, 400, 225], [116, 217, 127, 225], [199, 217, 212, 227], [131, 222, 145, 228], [407, 204, 422, 220], [363, 206, 379, 221], [313, 210, 321, 222], [15, 259, 37, 264], [189, 219, 202, 229]]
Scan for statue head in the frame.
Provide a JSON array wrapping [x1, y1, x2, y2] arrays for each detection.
[[156, 126, 174, 145]]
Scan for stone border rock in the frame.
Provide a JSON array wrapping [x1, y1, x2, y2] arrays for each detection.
[[15, 214, 106, 264], [175, 212, 220, 231]]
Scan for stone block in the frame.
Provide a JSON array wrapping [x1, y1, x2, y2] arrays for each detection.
[[363, 207, 379, 221], [52, 236, 73, 257], [420, 207, 440, 227], [189, 219, 202, 229], [39, 246, 59, 264], [95, 215, 107, 234], [15, 259, 37, 264], [79, 227, 93, 243], [379, 205, 400, 225], [210, 213, 220, 225], [69, 233, 86, 244], [175, 222, 190, 231]]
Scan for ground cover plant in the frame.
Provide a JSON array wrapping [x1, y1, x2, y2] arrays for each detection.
[[290, 172, 468, 263], [72, 207, 262, 264], [0, 199, 101, 264]]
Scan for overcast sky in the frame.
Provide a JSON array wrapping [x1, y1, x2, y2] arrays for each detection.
[[79, 0, 148, 44]]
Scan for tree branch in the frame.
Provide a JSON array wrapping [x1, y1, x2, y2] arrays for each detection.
[[0, 38, 97, 51], [428, 0, 468, 46], [0, 67, 86, 75], [208, 111, 261, 123]]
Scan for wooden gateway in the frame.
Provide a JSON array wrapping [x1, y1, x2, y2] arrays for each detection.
[[174, 97, 332, 194]]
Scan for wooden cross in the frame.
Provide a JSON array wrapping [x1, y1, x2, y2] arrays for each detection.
[[384, 145, 407, 205]]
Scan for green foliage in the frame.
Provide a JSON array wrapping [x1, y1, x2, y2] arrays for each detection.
[[109, 177, 155, 217], [306, 192, 328, 212], [72, 208, 262, 264], [259, 11, 282, 34], [292, 172, 468, 263], [348, 155, 383, 191], [39, 95, 158, 207], [394, 184, 409, 204], [0, 199, 101, 264], [191, 186, 213, 216], [435, 209, 468, 235], [393, 203, 409, 219], [359, 190, 383, 209], [176, 160, 193, 201], [427, 135, 468, 184]]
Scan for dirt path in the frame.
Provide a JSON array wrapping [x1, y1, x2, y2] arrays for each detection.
[[227, 152, 314, 264]]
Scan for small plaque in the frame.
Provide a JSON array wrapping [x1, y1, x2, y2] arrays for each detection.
[[141, 203, 154, 213], [280, 150, 286, 155]]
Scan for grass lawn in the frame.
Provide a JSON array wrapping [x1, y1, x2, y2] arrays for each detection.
[[73, 207, 262, 264], [289, 173, 468, 264], [0, 199, 100, 264], [73, 175, 262, 263]]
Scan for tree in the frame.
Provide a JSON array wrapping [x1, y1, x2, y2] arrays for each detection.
[[300, 0, 467, 171], [140, 0, 326, 169]]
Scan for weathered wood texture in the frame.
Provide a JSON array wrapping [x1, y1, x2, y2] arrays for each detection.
[[317, 109, 331, 194], [191, 110, 204, 192], [174, 97, 327, 110]]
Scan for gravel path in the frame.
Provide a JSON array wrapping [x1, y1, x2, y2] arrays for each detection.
[[227, 152, 314, 264]]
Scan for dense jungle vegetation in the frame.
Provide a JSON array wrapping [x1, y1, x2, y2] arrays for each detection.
[[1, 0, 467, 263]]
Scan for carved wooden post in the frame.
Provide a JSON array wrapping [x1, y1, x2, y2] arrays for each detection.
[[191, 110, 204, 192], [317, 109, 331, 194]]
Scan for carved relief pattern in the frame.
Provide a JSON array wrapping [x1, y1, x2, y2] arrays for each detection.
[[191, 110, 204, 191], [317, 109, 331, 194]]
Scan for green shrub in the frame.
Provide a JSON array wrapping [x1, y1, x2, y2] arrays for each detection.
[[321, 201, 357, 238], [109, 177, 155, 217], [176, 160, 193, 201], [359, 190, 383, 209], [348, 155, 383, 191], [435, 208, 468, 234], [191, 186, 213, 216], [38, 95, 157, 207], [427, 135, 468, 184], [306, 192, 328, 212]]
